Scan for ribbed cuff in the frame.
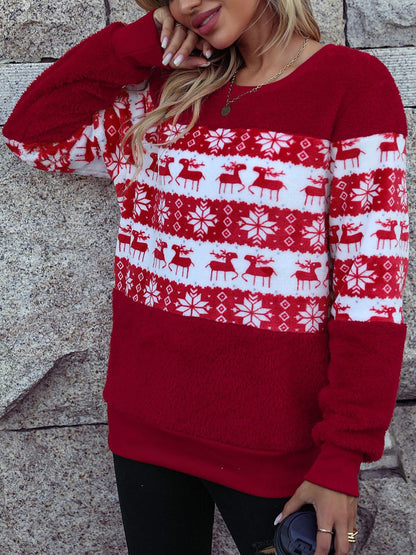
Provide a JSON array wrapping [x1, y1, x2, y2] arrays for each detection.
[[304, 443, 363, 497], [112, 10, 165, 68]]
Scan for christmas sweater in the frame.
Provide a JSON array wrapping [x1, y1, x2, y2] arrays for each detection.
[[3, 11, 408, 498]]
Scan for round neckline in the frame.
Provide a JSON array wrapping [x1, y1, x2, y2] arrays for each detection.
[[230, 44, 335, 92]]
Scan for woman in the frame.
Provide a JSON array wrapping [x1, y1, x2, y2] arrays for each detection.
[[3, 1, 408, 554]]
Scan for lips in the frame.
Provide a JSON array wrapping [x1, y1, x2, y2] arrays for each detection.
[[191, 7, 221, 30]]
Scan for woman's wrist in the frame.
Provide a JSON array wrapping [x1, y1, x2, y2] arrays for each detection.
[[304, 444, 362, 498]]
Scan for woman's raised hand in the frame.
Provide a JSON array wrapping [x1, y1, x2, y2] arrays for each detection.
[[153, 7, 213, 69], [275, 481, 358, 555]]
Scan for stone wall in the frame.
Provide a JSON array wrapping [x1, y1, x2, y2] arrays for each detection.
[[0, 1, 415, 553]]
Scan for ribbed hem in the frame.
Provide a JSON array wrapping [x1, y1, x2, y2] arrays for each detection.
[[107, 406, 320, 498], [304, 443, 363, 497]]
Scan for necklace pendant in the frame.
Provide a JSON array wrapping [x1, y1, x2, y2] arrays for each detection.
[[221, 105, 231, 117]]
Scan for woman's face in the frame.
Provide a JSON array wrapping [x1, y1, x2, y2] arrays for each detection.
[[168, 0, 268, 50]]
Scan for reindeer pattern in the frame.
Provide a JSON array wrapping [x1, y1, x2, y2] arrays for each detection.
[[8, 86, 408, 331]]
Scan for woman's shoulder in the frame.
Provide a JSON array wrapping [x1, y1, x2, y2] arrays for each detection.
[[301, 43, 400, 102], [317, 45, 406, 140], [319, 43, 395, 85]]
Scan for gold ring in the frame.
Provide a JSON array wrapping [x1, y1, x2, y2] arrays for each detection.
[[347, 528, 359, 543], [317, 528, 334, 535]]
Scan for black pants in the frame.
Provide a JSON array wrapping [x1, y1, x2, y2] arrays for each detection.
[[113, 454, 289, 555]]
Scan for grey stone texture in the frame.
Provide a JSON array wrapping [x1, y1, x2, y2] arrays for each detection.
[[109, 0, 145, 24], [390, 405, 416, 502], [0, 350, 108, 430], [1, 63, 52, 124], [1, 0, 415, 553], [356, 477, 416, 554], [0, 425, 127, 554], [346, 0, 416, 48], [356, 405, 416, 553], [370, 48, 416, 109], [0, 137, 118, 418], [311, 0, 345, 45], [0, 0, 106, 63]]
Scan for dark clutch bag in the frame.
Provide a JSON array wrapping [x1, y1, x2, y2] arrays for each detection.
[[273, 505, 335, 555]]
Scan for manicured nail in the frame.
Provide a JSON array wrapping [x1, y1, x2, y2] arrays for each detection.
[[161, 37, 168, 49], [274, 513, 283, 525], [162, 52, 173, 66], [173, 54, 184, 67], [199, 62, 210, 67], [205, 49, 212, 59]]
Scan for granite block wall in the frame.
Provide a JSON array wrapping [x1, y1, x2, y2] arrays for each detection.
[[0, 0, 415, 553]]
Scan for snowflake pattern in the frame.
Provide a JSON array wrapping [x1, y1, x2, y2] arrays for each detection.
[[133, 185, 151, 218], [297, 300, 325, 332], [125, 270, 133, 294], [187, 201, 217, 239], [143, 278, 160, 307], [176, 289, 210, 317], [258, 132, 293, 158], [163, 122, 187, 141], [34, 147, 73, 172], [234, 294, 271, 328], [397, 178, 408, 208], [303, 216, 326, 252], [396, 262, 407, 292], [205, 129, 236, 153], [153, 193, 170, 229], [352, 175, 380, 211], [345, 258, 376, 294], [240, 208, 276, 246], [104, 147, 128, 179]]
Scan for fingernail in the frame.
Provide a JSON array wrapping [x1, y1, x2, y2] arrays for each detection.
[[274, 513, 283, 525], [161, 37, 168, 49], [199, 62, 210, 67], [205, 49, 212, 59], [162, 52, 173, 66], [173, 54, 184, 67]]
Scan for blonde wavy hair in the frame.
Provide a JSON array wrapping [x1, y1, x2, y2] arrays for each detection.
[[126, 0, 320, 169]]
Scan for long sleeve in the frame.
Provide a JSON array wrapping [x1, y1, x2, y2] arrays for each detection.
[[304, 52, 408, 496], [3, 10, 165, 176]]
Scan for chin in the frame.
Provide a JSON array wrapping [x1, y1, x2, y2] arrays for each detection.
[[200, 33, 239, 52]]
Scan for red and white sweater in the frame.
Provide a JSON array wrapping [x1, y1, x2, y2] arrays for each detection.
[[3, 12, 408, 498]]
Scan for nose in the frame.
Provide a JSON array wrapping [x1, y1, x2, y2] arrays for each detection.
[[176, 0, 202, 14]]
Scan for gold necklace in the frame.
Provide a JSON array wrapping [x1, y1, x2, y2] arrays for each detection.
[[221, 37, 309, 117]]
